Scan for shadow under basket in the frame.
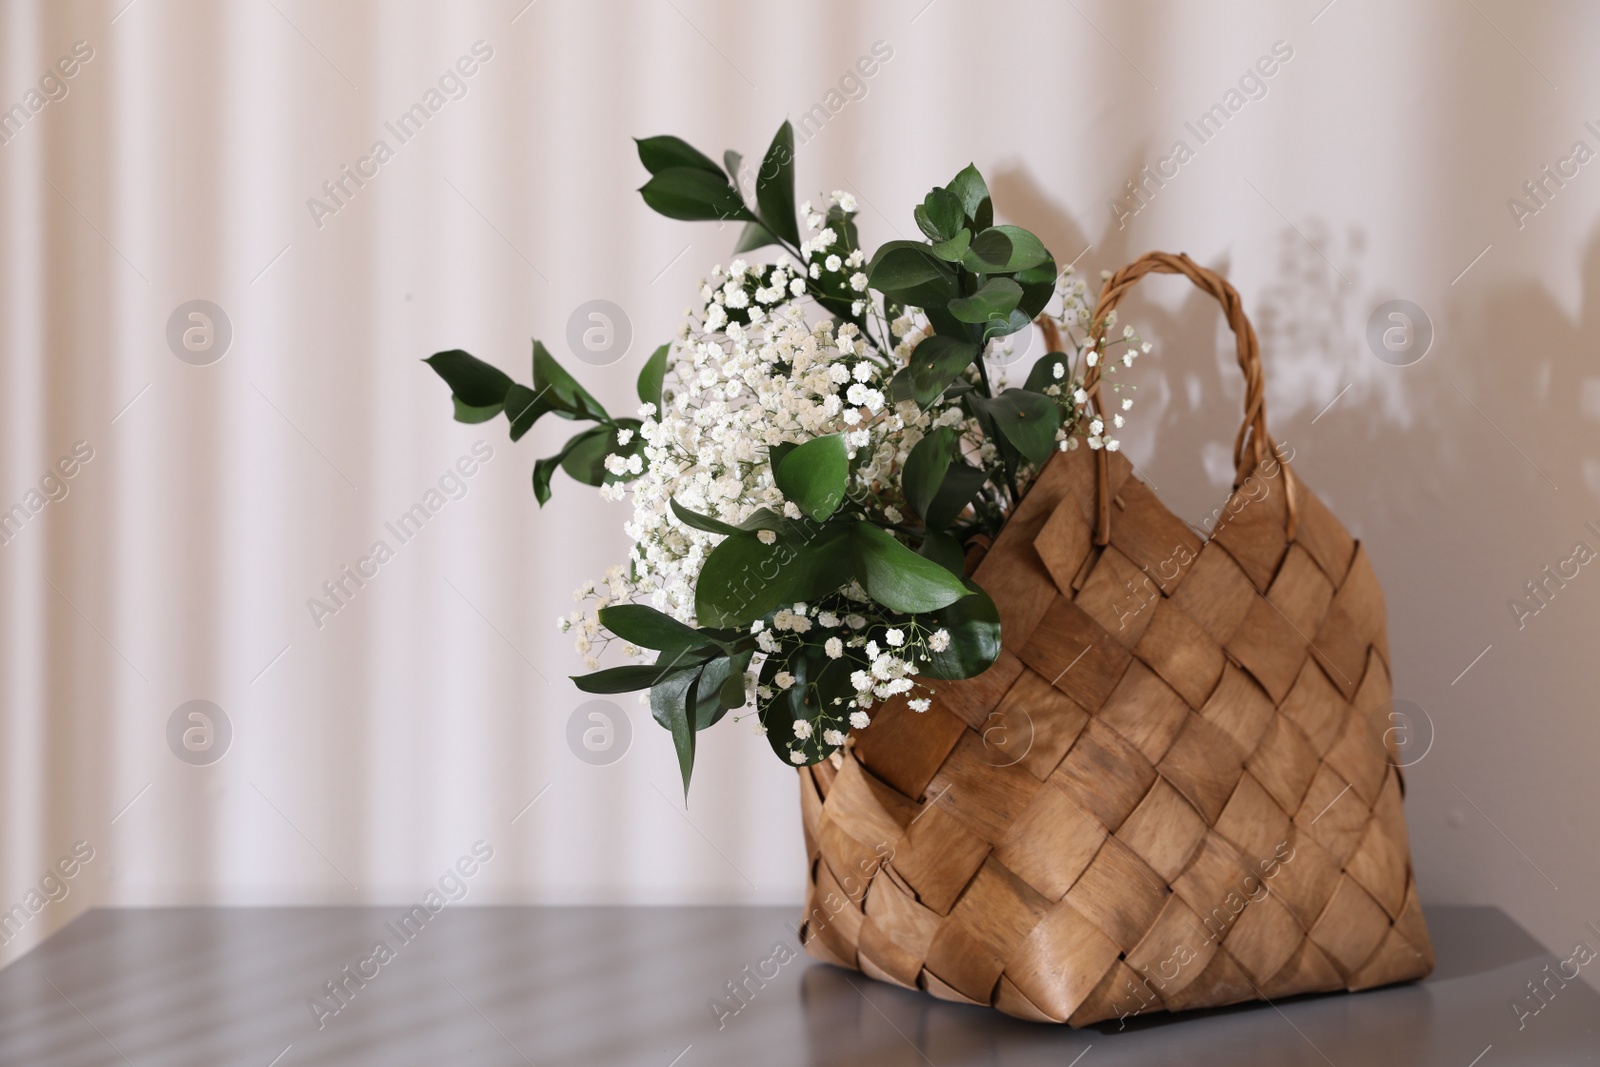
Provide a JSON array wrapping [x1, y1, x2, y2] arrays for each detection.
[[796, 253, 1435, 1026]]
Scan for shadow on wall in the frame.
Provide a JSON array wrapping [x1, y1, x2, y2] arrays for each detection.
[[992, 159, 1600, 541], [991, 161, 1376, 530], [993, 157, 1600, 937]]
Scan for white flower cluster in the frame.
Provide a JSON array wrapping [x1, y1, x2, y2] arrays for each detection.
[[558, 199, 1149, 765]]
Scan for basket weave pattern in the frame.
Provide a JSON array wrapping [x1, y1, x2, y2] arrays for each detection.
[[796, 255, 1434, 1025]]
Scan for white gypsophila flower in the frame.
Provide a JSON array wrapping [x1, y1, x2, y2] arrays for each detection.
[[790, 750, 807, 764], [822, 729, 847, 746], [908, 698, 931, 712], [792, 719, 813, 739], [559, 230, 1147, 750]]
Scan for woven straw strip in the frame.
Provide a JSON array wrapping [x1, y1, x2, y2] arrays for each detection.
[[795, 254, 1432, 1024]]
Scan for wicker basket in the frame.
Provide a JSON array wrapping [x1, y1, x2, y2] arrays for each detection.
[[797, 252, 1434, 1025]]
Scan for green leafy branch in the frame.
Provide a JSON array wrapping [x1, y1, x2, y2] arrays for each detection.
[[424, 340, 667, 505]]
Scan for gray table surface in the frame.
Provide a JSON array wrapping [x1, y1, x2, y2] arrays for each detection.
[[0, 905, 1593, 1066]]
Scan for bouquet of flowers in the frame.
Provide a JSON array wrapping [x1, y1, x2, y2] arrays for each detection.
[[427, 121, 1147, 795]]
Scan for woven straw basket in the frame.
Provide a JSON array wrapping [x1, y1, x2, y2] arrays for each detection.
[[797, 252, 1434, 1025]]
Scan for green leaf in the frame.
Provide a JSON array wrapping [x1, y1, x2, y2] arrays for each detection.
[[719, 649, 752, 712], [948, 277, 1023, 325], [963, 225, 1049, 274], [982, 307, 1035, 343], [917, 581, 1002, 680], [694, 531, 796, 627], [866, 240, 955, 294], [636, 135, 725, 177], [557, 426, 616, 486], [1016, 254, 1058, 319], [737, 508, 793, 533], [599, 604, 716, 653], [758, 656, 807, 764], [754, 121, 799, 246], [848, 524, 972, 614], [903, 427, 956, 521], [927, 228, 972, 263], [533, 340, 608, 421], [914, 187, 964, 241], [1024, 351, 1073, 394], [637, 343, 669, 410], [723, 150, 743, 182], [947, 164, 993, 230], [531, 457, 562, 506], [786, 524, 857, 603], [925, 462, 988, 529], [504, 383, 547, 441], [971, 389, 1062, 466], [773, 433, 849, 521], [532, 425, 614, 505], [425, 349, 513, 407], [733, 221, 778, 253], [918, 529, 966, 576], [670, 497, 743, 537], [452, 397, 503, 424], [651, 668, 700, 799], [691, 656, 736, 729], [639, 167, 755, 223], [696, 524, 857, 627], [573, 658, 711, 694], [906, 335, 980, 408]]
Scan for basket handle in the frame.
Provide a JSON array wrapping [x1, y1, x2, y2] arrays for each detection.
[[1077, 251, 1297, 546]]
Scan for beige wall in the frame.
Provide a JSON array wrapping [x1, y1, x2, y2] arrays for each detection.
[[2, 0, 1596, 967]]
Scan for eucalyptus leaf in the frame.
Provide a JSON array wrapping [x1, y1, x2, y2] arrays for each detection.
[[533, 340, 608, 421], [671, 498, 743, 537], [949, 277, 1023, 324], [557, 425, 617, 486], [452, 397, 503, 424], [928, 228, 972, 263], [690, 655, 735, 729], [902, 427, 956, 521], [1015, 254, 1059, 318], [599, 604, 716, 653], [925, 462, 989, 529], [963, 225, 1049, 274], [573, 658, 711, 694], [848, 524, 972, 614], [918, 529, 966, 577], [917, 581, 1002, 680], [914, 187, 964, 241], [504, 383, 546, 441], [733, 221, 778, 253], [981, 307, 1034, 343], [906, 335, 980, 408], [1024, 351, 1073, 394], [946, 164, 993, 230], [755, 121, 800, 247], [867, 240, 955, 294], [695, 531, 797, 626], [637, 343, 669, 410], [425, 349, 513, 407], [651, 667, 700, 799], [774, 433, 849, 521], [636, 135, 725, 177], [639, 167, 755, 224], [971, 389, 1062, 466]]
